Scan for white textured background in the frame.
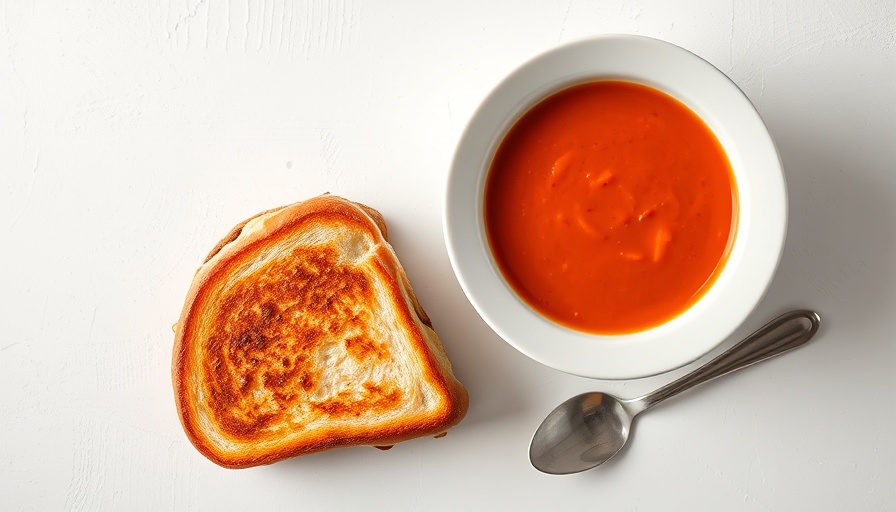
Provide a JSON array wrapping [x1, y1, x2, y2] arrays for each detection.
[[2, 1, 895, 510]]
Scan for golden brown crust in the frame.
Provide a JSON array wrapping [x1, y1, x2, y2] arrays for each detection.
[[202, 205, 286, 264], [172, 195, 468, 468]]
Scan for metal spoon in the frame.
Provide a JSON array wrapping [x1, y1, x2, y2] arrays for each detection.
[[529, 309, 821, 474]]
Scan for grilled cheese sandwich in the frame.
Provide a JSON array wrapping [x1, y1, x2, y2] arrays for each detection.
[[172, 195, 468, 468]]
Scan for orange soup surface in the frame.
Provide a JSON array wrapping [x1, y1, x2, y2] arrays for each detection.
[[485, 81, 736, 334]]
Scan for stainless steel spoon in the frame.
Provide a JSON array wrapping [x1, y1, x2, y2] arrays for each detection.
[[529, 309, 821, 475]]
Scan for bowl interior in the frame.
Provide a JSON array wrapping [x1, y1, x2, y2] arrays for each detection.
[[444, 35, 786, 379]]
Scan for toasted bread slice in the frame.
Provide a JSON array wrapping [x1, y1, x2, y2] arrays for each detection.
[[172, 195, 468, 468]]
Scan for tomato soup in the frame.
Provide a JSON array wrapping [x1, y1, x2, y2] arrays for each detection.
[[485, 81, 736, 334]]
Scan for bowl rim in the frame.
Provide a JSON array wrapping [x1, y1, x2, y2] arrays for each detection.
[[443, 34, 786, 379]]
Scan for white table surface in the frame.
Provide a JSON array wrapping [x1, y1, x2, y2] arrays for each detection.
[[2, 1, 895, 510]]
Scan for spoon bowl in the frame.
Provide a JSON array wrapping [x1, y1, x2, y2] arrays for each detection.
[[531, 393, 634, 474], [529, 310, 821, 474]]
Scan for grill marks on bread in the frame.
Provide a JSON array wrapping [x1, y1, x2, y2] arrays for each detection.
[[206, 244, 400, 441]]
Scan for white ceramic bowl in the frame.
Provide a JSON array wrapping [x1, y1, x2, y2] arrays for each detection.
[[443, 35, 787, 379]]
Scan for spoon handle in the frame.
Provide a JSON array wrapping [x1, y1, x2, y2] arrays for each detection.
[[633, 310, 820, 413]]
